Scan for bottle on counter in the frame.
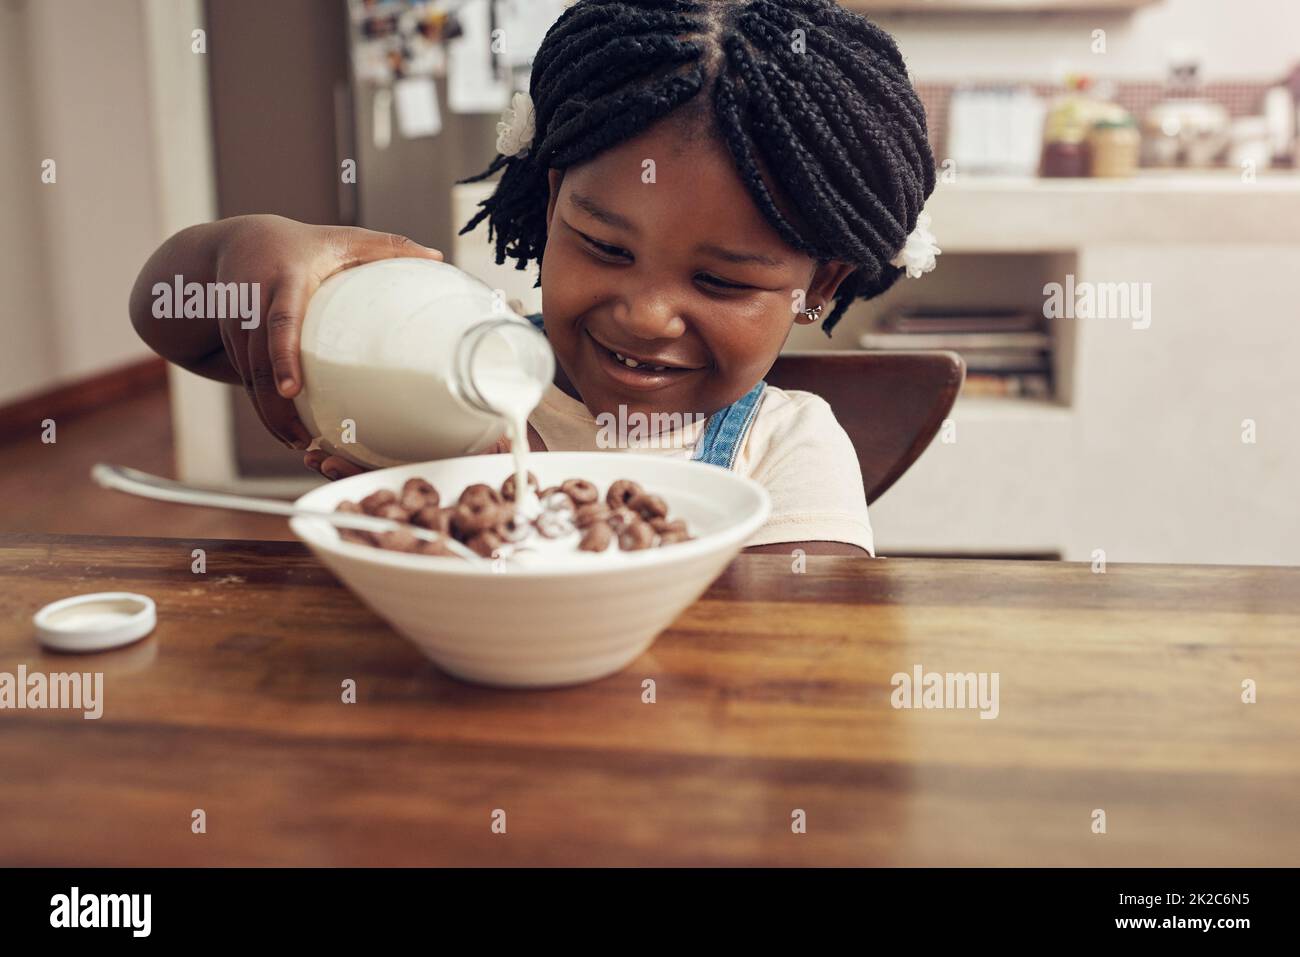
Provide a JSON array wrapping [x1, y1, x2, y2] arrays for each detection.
[[1041, 75, 1100, 177], [1042, 75, 1140, 177], [1262, 84, 1295, 167], [293, 258, 555, 470]]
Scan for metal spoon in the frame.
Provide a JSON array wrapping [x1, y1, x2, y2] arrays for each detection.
[[90, 464, 484, 563]]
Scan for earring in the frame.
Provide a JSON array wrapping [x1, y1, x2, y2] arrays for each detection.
[[799, 303, 824, 324]]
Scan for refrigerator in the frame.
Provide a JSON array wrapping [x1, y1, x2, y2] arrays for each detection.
[[201, 0, 566, 482]]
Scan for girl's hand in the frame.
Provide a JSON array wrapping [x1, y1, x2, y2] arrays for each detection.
[[302, 449, 370, 481], [214, 215, 443, 450], [304, 427, 546, 482]]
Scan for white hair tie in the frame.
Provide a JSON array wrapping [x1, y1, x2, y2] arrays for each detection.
[[496, 91, 536, 158], [890, 210, 941, 279]]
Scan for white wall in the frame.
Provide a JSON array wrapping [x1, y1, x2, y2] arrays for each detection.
[[871, 240, 1300, 567], [0, 0, 56, 402], [0, 0, 180, 406], [880, 0, 1300, 82]]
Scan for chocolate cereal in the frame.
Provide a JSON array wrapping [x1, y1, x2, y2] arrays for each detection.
[[336, 474, 695, 562]]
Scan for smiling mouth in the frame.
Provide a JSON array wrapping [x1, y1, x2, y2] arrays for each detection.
[[587, 330, 703, 375]]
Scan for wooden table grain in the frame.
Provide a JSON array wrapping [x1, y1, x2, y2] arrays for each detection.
[[1, 532, 1296, 867]]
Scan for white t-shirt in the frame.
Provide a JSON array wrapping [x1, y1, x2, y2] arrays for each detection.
[[517, 383, 875, 555]]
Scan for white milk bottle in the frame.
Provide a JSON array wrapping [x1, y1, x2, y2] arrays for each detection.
[[293, 259, 554, 482]]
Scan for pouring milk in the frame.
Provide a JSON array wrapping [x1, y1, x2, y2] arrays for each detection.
[[294, 258, 554, 515]]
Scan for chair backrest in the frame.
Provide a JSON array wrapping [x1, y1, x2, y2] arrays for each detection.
[[765, 350, 966, 505]]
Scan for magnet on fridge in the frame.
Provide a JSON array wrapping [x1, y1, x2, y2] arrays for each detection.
[[394, 76, 442, 139]]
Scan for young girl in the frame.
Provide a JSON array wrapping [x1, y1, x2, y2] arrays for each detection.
[[131, 0, 938, 557]]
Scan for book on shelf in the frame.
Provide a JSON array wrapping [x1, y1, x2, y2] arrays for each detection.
[[961, 373, 1053, 399], [880, 309, 1042, 335], [859, 331, 1052, 351], [960, 351, 1051, 374]]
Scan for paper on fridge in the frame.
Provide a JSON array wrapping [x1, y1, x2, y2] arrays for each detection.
[[394, 76, 443, 138], [496, 0, 568, 68], [447, 0, 511, 114]]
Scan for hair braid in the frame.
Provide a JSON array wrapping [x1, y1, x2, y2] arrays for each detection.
[[738, 13, 909, 248], [725, 38, 894, 266], [741, 3, 916, 225]]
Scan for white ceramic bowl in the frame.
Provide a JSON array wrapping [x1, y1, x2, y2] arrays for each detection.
[[290, 452, 770, 688]]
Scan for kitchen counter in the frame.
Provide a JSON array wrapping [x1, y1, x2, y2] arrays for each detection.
[[931, 171, 1300, 249], [2, 532, 1297, 865]]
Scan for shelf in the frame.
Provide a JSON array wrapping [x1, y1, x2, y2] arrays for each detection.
[[945, 171, 1300, 194], [842, 0, 1159, 13], [953, 395, 1072, 420], [929, 173, 1300, 250]]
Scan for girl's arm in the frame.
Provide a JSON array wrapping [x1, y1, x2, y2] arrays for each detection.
[[129, 218, 241, 383], [129, 214, 443, 450]]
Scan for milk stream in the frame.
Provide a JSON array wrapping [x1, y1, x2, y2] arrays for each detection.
[[471, 366, 544, 519]]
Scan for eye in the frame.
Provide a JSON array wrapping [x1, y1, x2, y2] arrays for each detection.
[[578, 232, 629, 261], [698, 274, 753, 292]]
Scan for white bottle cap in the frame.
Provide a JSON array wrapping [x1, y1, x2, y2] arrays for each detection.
[[33, 592, 157, 653]]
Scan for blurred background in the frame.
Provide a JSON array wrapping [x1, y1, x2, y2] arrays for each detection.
[[1, 0, 1297, 564]]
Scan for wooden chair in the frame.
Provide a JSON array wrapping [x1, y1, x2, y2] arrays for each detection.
[[765, 351, 966, 505]]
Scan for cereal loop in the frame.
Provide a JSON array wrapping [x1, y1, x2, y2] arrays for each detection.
[[543, 491, 576, 514], [360, 489, 397, 515], [376, 503, 411, 523], [501, 471, 540, 502], [561, 478, 600, 506], [574, 502, 611, 528], [413, 505, 454, 535], [467, 530, 504, 558], [608, 506, 638, 532], [537, 510, 575, 539], [618, 520, 655, 551], [498, 511, 532, 543], [452, 500, 501, 537], [629, 492, 668, 520], [459, 483, 502, 508], [606, 479, 642, 509], [400, 478, 439, 512], [579, 523, 613, 552]]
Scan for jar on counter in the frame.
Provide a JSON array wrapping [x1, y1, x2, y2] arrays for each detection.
[[1089, 118, 1141, 177], [1041, 137, 1090, 177]]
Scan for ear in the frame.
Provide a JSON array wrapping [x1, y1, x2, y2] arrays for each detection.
[[546, 169, 565, 232], [794, 261, 857, 324]]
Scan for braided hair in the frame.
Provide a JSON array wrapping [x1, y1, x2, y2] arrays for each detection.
[[457, 0, 935, 335]]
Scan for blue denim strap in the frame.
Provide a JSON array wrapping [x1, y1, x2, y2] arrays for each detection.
[[529, 313, 765, 471], [692, 380, 767, 471]]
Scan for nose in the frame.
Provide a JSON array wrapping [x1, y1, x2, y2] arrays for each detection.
[[613, 292, 687, 341]]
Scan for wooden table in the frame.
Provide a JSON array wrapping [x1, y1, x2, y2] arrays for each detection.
[[1, 532, 1296, 866]]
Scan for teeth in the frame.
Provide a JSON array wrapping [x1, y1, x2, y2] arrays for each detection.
[[613, 350, 663, 372]]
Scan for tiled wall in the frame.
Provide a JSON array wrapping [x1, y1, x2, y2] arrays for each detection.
[[915, 80, 1276, 162]]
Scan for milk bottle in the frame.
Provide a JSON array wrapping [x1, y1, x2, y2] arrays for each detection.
[[294, 259, 554, 500]]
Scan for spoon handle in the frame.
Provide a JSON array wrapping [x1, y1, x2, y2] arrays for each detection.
[[90, 464, 483, 563]]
